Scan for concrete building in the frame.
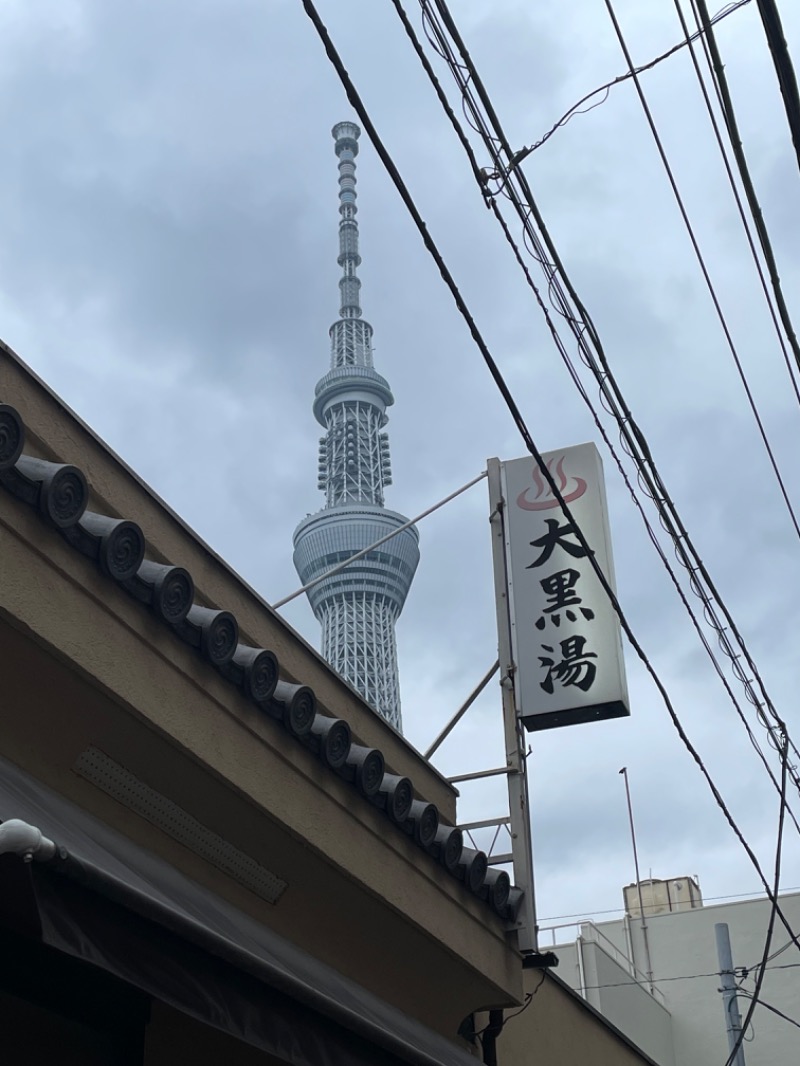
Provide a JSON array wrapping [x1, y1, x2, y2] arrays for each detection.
[[293, 122, 418, 732], [547, 878, 800, 1065], [0, 342, 657, 1064]]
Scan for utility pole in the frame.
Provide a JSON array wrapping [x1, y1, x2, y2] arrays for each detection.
[[715, 922, 746, 1066]]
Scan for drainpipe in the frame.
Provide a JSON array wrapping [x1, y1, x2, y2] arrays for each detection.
[[482, 1010, 504, 1065], [0, 819, 57, 862], [622, 913, 634, 975], [576, 935, 587, 999]]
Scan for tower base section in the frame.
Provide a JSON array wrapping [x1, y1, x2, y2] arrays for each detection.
[[292, 505, 420, 730]]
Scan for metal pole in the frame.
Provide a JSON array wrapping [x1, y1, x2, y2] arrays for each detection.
[[715, 923, 747, 1066], [272, 470, 487, 609], [488, 458, 538, 953], [424, 660, 499, 759], [447, 766, 511, 784], [619, 767, 655, 992]]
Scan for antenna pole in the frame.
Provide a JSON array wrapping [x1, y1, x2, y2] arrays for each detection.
[[619, 766, 655, 992]]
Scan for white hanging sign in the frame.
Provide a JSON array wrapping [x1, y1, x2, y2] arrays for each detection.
[[497, 443, 629, 732]]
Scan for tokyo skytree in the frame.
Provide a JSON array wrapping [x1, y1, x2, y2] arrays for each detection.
[[292, 122, 419, 732]]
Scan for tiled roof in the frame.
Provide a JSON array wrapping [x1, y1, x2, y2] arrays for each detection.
[[0, 400, 522, 922]]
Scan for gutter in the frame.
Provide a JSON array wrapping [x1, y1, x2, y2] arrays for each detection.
[[0, 819, 56, 862]]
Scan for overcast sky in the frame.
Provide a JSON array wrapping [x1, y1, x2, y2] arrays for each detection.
[[2, 0, 800, 941]]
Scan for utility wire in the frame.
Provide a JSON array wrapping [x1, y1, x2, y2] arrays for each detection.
[[417, 0, 800, 951], [723, 736, 787, 1066], [410, 0, 800, 806], [603, 0, 800, 544], [690, 0, 800, 384], [539, 887, 800, 922], [391, 0, 800, 836], [412, 0, 800, 802], [747, 931, 800, 973], [578, 960, 800, 991], [501, 0, 752, 165], [738, 991, 800, 1031], [668, 0, 800, 402], [299, 0, 800, 951], [473, 970, 546, 1042], [755, 0, 800, 175]]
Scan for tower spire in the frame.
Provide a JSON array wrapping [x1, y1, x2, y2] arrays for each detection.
[[292, 122, 419, 732], [329, 122, 374, 372], [333, 120, 364, 324]]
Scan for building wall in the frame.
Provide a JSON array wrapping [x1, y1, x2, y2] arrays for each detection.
[[581, 941, 675, 1066], [627, 894, 800, 1066], [623, 877, 702, 919], [0, 343, 457, 823], [484, 972, 657, 1066], [0, 342, 522, 1040], [557, 893, 800, 1065], [0, 342, 675, 1066], [0, 510, 516, 1039]]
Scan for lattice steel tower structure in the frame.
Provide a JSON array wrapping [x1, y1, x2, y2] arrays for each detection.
[[293, 122, 419, 732]]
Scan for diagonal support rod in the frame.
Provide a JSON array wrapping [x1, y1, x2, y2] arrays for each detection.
[[274, 471, 487, 609], [424, 659, 499, 758]]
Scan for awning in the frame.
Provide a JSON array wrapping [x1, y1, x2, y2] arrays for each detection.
[[0, 754, 479, 1066]]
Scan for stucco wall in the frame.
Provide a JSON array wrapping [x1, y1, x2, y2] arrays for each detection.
[[578, 893, 800, 1065], [582, 943, 675, 1066], [0, 342, 524, 1037], [624, 894, 800, 1066], [0, 342, 459, 823], [484, 971, 657, 1066]]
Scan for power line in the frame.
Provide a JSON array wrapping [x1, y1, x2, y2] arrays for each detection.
[[760, 937, 798, 966], [689, 0, 800, 385], [739, 990, 800, 1031], [755, 0, 800, 175], [409, 0, 800, 808], [603, 0, 800, 543], [404, 0, 800, 816], [391, 0, 800, 837], [566, 756, 793, 1059], [666, 0, 800, 408], [539, 886, 800, 923], [505, 0, 752, 163], [299, 0, 800, 952], [747, 931, 800, 973], [473, 970, 546, 1044], [723, 737, 788, 1066], [580, 960, 800, 991]]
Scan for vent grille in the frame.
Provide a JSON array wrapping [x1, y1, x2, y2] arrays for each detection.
[[74, 747, 287, 904]]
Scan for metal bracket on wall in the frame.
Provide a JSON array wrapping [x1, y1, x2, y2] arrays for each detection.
[[522, 951, 559, 970]]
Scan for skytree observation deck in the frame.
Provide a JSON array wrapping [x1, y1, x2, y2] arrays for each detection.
[[292, 121, 419, 732]]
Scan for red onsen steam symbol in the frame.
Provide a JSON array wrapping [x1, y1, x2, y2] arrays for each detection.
[[516, 456, 587, 511]]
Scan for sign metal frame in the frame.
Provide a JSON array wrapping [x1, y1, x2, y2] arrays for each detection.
[[487, 458, 538, 953]]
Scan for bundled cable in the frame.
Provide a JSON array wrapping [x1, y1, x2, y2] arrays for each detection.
[[405, 0, 800, 807], [392, 0, 800, 832], [299, 0, 800, 952]]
